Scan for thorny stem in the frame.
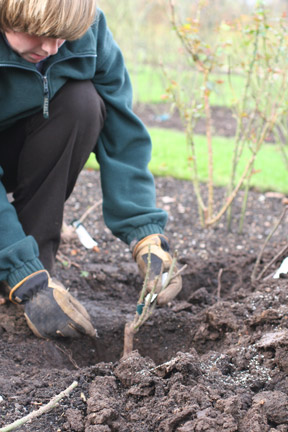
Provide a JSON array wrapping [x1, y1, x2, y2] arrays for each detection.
[[230, 8, 288, 233], [169, 0, 206, 72], [226, 20, 260, 231], [161, 62, 207, 225], [169, 0, 213, 224], [137, 245, 152, 306], [167, 2, 288, 231], [133, 274, 161, 331], [203, 69, 214, 221], [237, 91, 264, 234], [274, 121, 288, 170], [167, 264, 188, 284], [205, 112, 278, 227], [238, 166, 254, 235], [238, 22, 288, 233], [0, 381, 78, 432], [161, 251, 178, 292], [123, 271, 160, 357], [122, 250, 186, 357], [133, 256, 187, 331], [186, 121, 207, 226], [251, 206, 288, 281], [205, 151, 257, 226]]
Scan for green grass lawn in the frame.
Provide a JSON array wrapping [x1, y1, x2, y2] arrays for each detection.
[[85, 127, 288, 194], [128, 64, 245, 108]]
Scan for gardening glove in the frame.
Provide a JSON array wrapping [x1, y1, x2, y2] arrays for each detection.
[[132, 234, 182, 306], [9, 270, 97, 339]]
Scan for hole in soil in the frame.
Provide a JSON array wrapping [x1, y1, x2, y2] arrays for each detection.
[[41, 254, 255, 369], [6, 252, 256, 371]]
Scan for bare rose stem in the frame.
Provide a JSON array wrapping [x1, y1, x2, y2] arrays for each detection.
[[122, 250, 186, 357], [123, 246, 154, 357], [0, 381, 78, 432]]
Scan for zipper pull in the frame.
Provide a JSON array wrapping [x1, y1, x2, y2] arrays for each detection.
[[43, 76, 49, 119]]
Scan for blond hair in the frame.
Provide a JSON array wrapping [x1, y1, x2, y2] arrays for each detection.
[[0, 0, 97, 40]]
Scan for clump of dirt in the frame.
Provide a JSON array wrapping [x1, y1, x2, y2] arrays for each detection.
[[0, 168, 288, 431]]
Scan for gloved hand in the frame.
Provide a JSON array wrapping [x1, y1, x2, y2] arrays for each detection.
[[9, 270, 97, 339], [132, 234, 182, 306]]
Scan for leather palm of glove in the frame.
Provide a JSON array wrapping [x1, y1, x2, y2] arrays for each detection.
[[9, 270, 97, 339], [133, 234, 182, 306]]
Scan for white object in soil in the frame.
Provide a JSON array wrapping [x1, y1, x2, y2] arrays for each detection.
[[72, 221, 98, 249], [273, 257, 288, 279]]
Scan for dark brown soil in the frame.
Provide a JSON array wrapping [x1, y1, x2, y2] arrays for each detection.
[[134, 103, 276, 143], [0, 107, 288, 431], [134, 103, 237, 137]]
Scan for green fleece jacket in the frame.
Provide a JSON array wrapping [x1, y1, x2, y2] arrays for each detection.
[[0, 10, 167, 287]]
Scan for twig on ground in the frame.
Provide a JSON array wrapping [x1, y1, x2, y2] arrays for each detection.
[[56, 250, 72, 268], [56, 249, 81, 269], [78, 199, 102, 224], [259, 244, 288, 282], [0, 381, 78, 432], [217, 268, 223, 300], [251, 206, 288, 281]]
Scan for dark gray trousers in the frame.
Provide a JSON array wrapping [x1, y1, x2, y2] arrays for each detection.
[[0, 80, 106, 272]]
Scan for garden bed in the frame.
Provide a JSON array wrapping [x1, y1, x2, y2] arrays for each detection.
[[0, 117, 288, 430]]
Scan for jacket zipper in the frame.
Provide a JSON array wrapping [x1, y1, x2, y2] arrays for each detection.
[[0, 63, 50, 118], [41, 53, 97, 119], [42, 76, 49, 119], [0, 53, 97, 119]]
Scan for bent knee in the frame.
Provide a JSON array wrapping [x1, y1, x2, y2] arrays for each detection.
[[52, 80, 106, 126]]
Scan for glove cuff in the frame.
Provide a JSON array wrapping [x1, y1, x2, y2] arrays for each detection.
[[132, 234, 169, 261], [9, 270, 49, 304]]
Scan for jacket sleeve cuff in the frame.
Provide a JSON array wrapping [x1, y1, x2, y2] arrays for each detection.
[[126, 224, 165, 247], [7, 258, 45, 288], [0, 236, 44, 287]]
